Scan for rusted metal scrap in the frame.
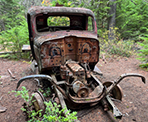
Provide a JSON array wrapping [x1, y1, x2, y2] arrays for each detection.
[[16, 70, 145, 118], [15, 5, 146, 120]]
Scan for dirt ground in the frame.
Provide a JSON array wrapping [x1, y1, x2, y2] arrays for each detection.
[[0, 56, 147, 122]]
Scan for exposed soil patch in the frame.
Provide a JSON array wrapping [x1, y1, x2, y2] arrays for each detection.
[[0, 57, 147, 122]]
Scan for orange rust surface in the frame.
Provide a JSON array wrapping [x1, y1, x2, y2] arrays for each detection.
[[40, 37, 99, 70]]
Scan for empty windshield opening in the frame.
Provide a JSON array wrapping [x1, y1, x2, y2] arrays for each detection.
[[36, 14, 94, 32], [47, 16, 70, 26]]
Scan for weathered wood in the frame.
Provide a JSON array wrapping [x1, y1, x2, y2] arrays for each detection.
[[7, 69, 16, 79], [22, 45, 31, 52], [0, 51, 21, 55], [0, 45, 31, 55]]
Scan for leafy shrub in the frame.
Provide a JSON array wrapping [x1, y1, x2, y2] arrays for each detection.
[[0, 16, 29, 59], [12, 86, 78, 122], [13, 86, 30, 102], [137, 34, 148, 62], [100, 28, 135, 57], [42, 87, 51, 97], [139, 63, 148, 70], [42, 0, 73, 7], [42, 101, 77, 122], [137, 30, 148, 69], [116, 0, 148, 40], [0, 16, 28, 52]]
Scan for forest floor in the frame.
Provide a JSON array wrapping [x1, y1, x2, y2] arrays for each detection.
[[0, 56, 148, 122]]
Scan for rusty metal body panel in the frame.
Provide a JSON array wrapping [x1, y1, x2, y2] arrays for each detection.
[[28, 6, 95, 15], [34, 30, 98, 46], [35, 36, 99, 72], [27, 6, 99, 73]]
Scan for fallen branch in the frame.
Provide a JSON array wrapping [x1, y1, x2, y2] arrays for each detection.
[[0, 51, 21, 55], [102, 54, 107, 64], [7, 69, 16, 79]]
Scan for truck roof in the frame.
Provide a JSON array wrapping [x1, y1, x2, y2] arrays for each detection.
[[27, 6, 95, 17]]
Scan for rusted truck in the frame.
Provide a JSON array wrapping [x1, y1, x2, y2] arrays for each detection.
[[16, 6, 146, 119]]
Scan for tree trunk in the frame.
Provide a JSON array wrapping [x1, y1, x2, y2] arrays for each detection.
[[0, 20, 5, 31], [108, 0, 116, 41]]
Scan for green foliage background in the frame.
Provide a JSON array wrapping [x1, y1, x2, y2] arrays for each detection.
[[0, 18, 28, 52], [0, 0, 147, 62], [0, 0, 29, 59], [116, 0, 148, 41]]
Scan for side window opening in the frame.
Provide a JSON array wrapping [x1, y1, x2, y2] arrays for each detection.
[[36, 15, 48, 32], [88, 16, 94, 31]]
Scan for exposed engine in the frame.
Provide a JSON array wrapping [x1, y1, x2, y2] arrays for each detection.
[[60, 60, 91, 98]]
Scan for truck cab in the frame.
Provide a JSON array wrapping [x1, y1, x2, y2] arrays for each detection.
[[27, 6, 99, 73]]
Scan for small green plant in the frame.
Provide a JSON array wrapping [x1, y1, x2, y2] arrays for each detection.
[[12, 86, 78, 122], [13, 86, 30, 102], [12, 86, 40, 122], [43, 87, 51, 97], [139, 63, 148, 70], [109, 40, 135, 57], [43, 101, 77, 122]]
